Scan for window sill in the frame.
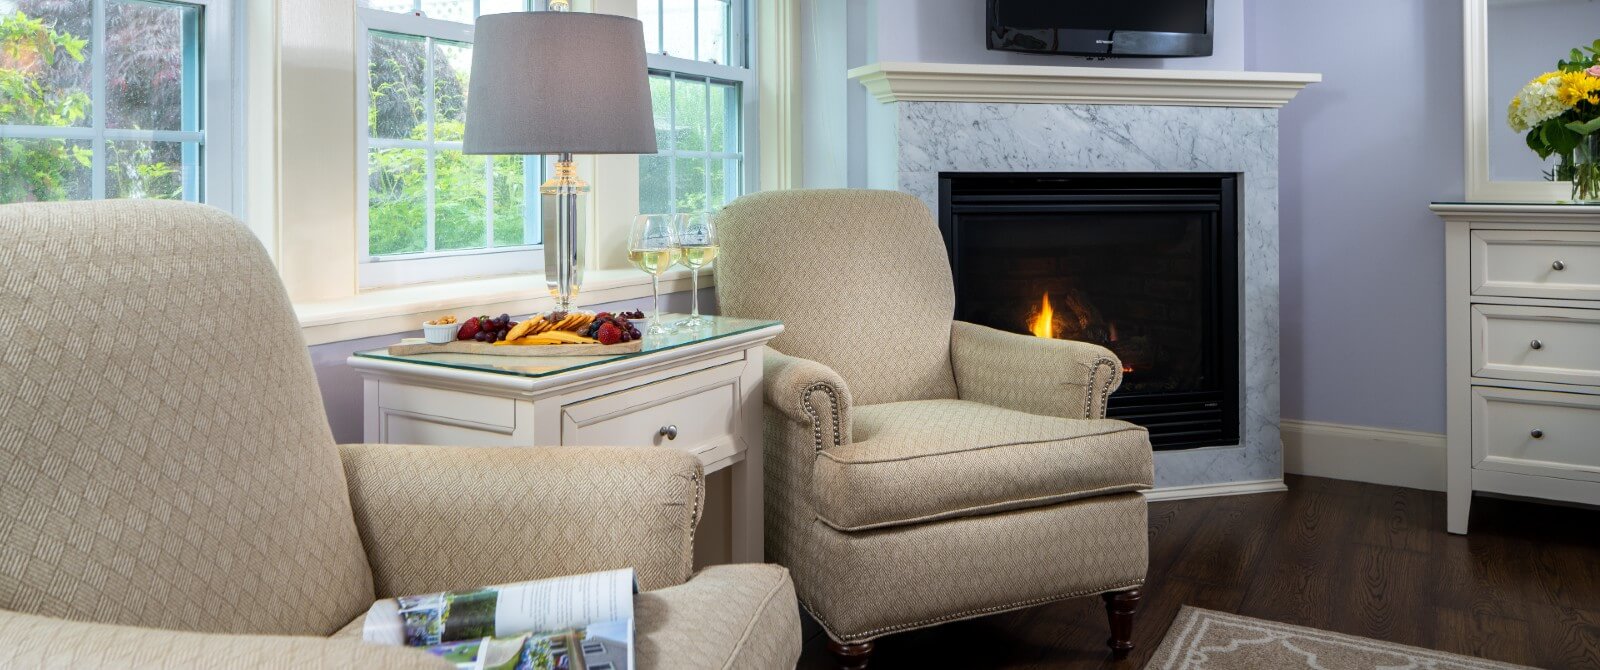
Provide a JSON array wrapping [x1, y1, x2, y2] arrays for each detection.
[[295, 268, 711, 345]]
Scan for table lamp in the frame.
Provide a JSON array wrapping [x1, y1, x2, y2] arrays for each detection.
[[463, 4, 657, 314]]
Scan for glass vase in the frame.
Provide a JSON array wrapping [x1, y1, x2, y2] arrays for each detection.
[[1573, 134, 1600, 204]]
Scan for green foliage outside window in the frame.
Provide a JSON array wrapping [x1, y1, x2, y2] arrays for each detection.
[[639, 72, 738, 216], [3, 5, 187, 204], [367, 33, 530, 257], [1, 11, 91, 203]]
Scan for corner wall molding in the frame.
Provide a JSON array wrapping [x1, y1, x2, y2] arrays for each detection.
[[1282, 419, 1446, 492], [847, 61, 1320, 108]]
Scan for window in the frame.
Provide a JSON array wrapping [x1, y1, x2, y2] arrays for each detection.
[[357, 1, 542, 287], [637, 0, 752, 216], [0, 0, 235, 209]]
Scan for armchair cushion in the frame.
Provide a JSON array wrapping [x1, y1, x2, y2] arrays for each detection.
[[340, 444, 703, 595], [813, 400, 1153, 531], [716, 189, 960, 406]]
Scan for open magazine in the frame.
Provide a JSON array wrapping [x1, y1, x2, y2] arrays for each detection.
[[362, 568, 636, 670]]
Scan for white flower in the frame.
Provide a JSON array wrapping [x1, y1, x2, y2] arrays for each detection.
[[1508, 74, 1568, 133]]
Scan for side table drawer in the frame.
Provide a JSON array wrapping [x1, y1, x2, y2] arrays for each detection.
[[1472, 304, 1600, 386], [561, 362, 744, 469], [1472, 386, 1600, 483], [1471, 229, 1600, 300], [378, 383, 517, 428]]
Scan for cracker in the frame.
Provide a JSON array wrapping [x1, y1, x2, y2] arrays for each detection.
[[505, 319, 536, 341]]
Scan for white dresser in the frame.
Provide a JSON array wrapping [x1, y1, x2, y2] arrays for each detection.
[[347, 316, 783, 562], [1435, 203, 1600, 534]]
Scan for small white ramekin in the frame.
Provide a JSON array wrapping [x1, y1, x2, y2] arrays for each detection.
[[422, 321, 459, 344]]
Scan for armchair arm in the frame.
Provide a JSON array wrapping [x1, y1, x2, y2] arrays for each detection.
[[0, 610, 448, 669], [950, 320, 1123, 420], [340, 444, 703, 596], [764, 349, 853, 451]]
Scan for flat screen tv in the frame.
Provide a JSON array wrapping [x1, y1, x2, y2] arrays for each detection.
[[987, 0, 1214, 58]]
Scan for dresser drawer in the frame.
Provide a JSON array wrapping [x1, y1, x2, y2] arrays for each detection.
[[1471, 230, 1600, 300], [1472, 304, 1600, 386], [1472, 386, 1600, 483], [561, 362, 744, 469]]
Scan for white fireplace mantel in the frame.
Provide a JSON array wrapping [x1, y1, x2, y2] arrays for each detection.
[[848, 61, 1321, 108]]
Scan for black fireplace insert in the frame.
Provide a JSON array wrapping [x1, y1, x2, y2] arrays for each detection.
[[938, 172, 1240, 450]]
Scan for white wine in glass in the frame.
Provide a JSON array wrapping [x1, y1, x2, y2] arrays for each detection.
[[678, 244, 719, 269], [674, 212, 719, 327], [627, 248, 680, 275], [628, 214, 680, 335]]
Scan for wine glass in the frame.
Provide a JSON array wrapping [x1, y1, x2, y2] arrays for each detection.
[[628, 214, 680, 335], [674, 212, 718, 328]]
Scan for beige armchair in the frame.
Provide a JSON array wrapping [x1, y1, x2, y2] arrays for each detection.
[[0, 201, 801, 669], [715, 189, 1155, 666]]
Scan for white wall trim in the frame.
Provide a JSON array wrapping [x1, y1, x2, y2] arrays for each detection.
[[1282, 419, 1447, 492], [1143, 479, 1286, 502], [846, 61, 1320, 108]]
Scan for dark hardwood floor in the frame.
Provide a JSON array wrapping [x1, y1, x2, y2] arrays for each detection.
[[795, 475, 1600, 669]]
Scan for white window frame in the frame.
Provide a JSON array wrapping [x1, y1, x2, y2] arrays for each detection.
[[355, 5, 545, 289], [641, 0, 758, 215], [0, 0, 238, 213]]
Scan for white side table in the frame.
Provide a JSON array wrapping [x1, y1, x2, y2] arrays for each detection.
[[1434, 202, 1600, 534], [348, 316, 783, 563]]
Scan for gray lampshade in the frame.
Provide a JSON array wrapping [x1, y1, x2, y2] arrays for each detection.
[[463, 11, 657, 155]]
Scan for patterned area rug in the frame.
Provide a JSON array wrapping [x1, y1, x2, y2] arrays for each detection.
[[1145, 607, 1533, 669]]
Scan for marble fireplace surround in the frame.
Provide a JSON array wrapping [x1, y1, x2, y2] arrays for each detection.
[[849, 62, 1320, 495]]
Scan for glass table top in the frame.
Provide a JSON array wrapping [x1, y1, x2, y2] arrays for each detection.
[[355, 314, 781, 379]]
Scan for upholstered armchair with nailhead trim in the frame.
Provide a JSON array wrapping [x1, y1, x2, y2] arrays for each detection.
[[0, 201, 801, 669], [715, 189, 1155, 667]]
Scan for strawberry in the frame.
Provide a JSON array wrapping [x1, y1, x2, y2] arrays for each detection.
[[596, 322, 622, 345], [457, 317, 481, 340]]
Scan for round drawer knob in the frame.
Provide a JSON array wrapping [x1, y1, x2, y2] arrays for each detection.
[[1531, 429, 1544, 439], [1530, 339, 1543, 350], [659, 425, 678, 440], [1552, 260, 1566, 271]]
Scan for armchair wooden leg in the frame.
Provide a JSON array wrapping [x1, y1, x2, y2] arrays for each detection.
[[1102, 588, 1142, 659], [827, 639, 874, 669]]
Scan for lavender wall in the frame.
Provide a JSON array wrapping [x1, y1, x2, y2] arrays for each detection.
[[310, 289, 716, 443], [1247, 0, 1461, 433]]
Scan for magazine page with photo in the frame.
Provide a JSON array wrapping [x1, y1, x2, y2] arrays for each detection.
[[363, 568, 636, 670]]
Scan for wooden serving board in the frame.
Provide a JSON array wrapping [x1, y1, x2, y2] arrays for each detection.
[[386, 338, 643, 357]]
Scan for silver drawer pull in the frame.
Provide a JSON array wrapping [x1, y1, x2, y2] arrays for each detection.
[[1531, 429, 1544, 439], [659, 425, 678, 440], [1552, 260, 1566, 271], [1530, 339, 1543, 350]]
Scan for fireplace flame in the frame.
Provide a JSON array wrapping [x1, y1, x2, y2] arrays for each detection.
[[1028, 293, 1055, 339]]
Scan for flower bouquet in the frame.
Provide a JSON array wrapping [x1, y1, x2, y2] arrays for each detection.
[[1508, 39, 1600, 202]]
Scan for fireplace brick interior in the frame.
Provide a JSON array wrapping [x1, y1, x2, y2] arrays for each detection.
[[940, 172, 1240, 450]]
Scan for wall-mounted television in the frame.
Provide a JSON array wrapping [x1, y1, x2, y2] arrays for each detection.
[[987, 0, 1214, 59]]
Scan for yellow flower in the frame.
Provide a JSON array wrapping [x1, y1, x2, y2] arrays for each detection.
[[1556, 71, 1600, 107]]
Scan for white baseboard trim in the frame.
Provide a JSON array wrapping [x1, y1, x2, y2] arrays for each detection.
[[1144, 479, 1287, 502], [1281, 419, 1446, 492]]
